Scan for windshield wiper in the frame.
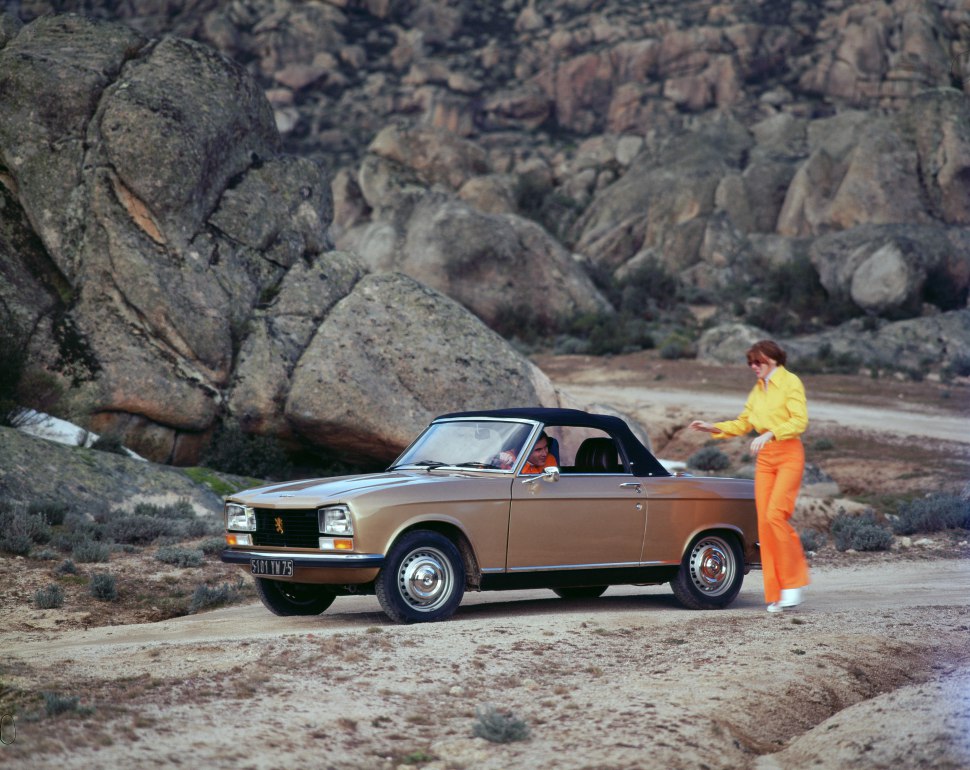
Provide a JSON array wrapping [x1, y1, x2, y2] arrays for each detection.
[[454, 461, 493, 469], [387, 460, 449, 472]]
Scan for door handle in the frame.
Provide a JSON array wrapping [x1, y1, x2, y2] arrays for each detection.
[[619, 482, 642, 494]]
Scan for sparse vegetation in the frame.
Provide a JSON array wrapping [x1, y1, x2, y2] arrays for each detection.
[[800, 529, 827, 552], [201, 422, 293, 480], [90, 432, 128, 455], [189, 580, 243, 613], [89, 572, 118, 601], [831, 510, 894, 552], [71, 540, 112, 563], [155, 545, 204, 568], [687, 446, 731, 472], [472, 704, 531, 743], [34, 584, 64, 609], [42, 691, 82, 717], [890, 493, 970, 535]]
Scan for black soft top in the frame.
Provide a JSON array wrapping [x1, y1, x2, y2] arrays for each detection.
[[437, 407, 671, 478]]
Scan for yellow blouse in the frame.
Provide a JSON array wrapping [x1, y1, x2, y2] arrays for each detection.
[[713, 366, 808, 442]]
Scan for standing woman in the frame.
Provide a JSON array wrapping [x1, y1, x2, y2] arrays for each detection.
[[689, 340, 810, 613]]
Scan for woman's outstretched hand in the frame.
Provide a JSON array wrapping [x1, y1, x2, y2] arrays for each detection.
[[689, 420, 716, 433]]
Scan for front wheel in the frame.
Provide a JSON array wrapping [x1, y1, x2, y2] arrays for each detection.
[[254, 578, 336, 616], [670, 533, 743, 610], [375, 531, 465, 623]]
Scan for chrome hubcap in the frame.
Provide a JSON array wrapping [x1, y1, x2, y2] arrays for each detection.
[[689, 538, 734, 595], [399, 547, 454, 611]]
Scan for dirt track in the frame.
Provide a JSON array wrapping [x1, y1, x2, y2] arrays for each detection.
[[3, 559, 969, 769]]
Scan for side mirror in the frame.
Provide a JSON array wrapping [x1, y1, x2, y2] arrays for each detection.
[[520, 466, 560, 485]]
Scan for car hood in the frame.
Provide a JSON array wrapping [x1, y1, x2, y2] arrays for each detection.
[[229, 470, 490, 507]]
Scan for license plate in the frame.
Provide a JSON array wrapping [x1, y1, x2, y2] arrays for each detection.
[[250, 558, 294, 577]]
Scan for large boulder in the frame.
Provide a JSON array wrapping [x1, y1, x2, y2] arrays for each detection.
[[809, 224, 970, 317], [337, 124, 614, 329], [0, 14, 567, 466], [570, 114, 754, 279], [285, 272, 562, 461]]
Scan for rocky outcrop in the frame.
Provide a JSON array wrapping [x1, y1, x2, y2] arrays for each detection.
[[698, 309, 970, 374], [0, 14, 565, 465]]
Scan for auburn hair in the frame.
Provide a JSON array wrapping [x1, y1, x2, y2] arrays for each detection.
[[746, 339, 787, 367]]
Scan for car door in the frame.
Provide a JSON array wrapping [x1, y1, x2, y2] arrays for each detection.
[[505, 472, 646, 571]]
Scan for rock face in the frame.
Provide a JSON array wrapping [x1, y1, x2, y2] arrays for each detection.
[[0, 15, 565, 465], [3, 1, 970, 463]]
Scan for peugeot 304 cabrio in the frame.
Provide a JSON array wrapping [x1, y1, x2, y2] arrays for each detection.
[[221, 408, 760, 623]]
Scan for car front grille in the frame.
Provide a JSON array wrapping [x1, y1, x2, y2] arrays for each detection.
[[252, 508, 319, 548]]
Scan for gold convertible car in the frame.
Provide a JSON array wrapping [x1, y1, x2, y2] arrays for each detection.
[[220, 408, 760, 623]]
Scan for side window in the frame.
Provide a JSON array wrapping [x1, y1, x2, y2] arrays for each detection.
[[549, 427, 628, 474]]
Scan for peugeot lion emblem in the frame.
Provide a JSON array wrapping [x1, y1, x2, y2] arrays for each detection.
[[274, 516, 284, 535]]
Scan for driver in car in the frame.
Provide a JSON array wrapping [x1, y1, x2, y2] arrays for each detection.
[[521, 432, 557, 474]]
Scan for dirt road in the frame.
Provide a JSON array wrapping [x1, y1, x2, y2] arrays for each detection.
[[563, 384, 970, 445], [3, 559, 969, 769]]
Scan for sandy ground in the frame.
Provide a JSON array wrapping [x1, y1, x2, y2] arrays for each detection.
[[1, 560, 968, 769], [2, 353, 969, 769]]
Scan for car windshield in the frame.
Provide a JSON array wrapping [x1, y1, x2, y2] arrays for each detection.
[[390, 419, 536, 471]]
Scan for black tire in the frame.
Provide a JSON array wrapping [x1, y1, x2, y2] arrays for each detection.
[[670, 533, 744, 610], [254, 578, 336, 616], [552, 585, 608, 600], [375, 531, 465, 624]]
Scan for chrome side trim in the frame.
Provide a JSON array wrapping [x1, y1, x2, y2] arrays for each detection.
[[508, 561, 641, 572]]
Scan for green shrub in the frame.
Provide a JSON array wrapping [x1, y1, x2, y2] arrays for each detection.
[[103, 513, 179, 544], [1, 533, 33, 556], [155, 546, 204, 568], [831, 510, 893, 552], [201, 422, 292, 480], [687, 446, 730, 472], [659, 335, 694, 360], [811, 438, 834, 451], [57, 559, 78, 575], [89, 572, 118, 601], [0, 502, 53, 551], [0, 309, 29, 427], [34, 584, 65, 609], [471, 705, 530, 743], [799, 529, 826, 552], [942, 354, 970, 379], [30, 502, 69, 527], [891, 494, 970, 535], [33, 549, 59, 561], [189, 581, 241, 613], [199, 536, 227, 555], [798, 343, 861, 375], [71, 540, 111, 563], [90, 433, 128, 455], [43, 691, 80, 716], [133, 500, 195, 520]]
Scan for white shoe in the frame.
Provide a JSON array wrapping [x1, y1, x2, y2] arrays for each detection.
[[766, 602, 784, 613], [780, 588, 803, 608]]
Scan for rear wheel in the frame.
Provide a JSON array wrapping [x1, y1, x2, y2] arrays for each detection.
[[254, 578, 336, 616], [670, 533, 743, 610], [376, 531, 465, 624], [552, 586, 608, 600]]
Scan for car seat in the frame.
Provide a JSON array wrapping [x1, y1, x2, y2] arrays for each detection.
[[574, 437, 618, 473], [547, 436, 561, 465]]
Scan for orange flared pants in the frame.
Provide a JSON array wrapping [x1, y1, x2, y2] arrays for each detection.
[[755, 438, 810, 604]]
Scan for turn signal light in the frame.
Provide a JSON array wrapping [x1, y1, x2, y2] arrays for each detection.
[[226, 533, 252, 546], [319, 537, 354, 551]]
